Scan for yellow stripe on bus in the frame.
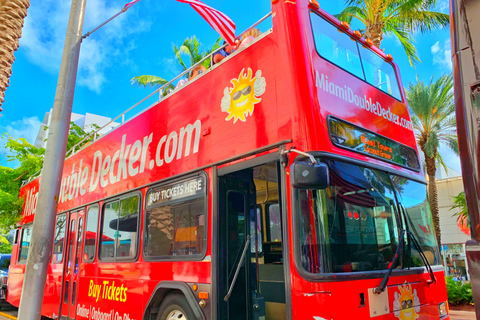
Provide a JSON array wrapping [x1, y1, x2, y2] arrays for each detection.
[[0, 311, 16, 320]]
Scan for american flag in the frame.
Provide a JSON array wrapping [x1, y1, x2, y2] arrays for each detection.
[[177, 0, 236, 46], [124, 0, 141, 9]]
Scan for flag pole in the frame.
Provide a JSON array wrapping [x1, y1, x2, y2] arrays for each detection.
[[82, 1, 139, 39], [17, 0, 87, 317]]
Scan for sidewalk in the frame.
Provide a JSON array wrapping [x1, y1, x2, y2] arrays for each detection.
[[450, 310, 476, 320]]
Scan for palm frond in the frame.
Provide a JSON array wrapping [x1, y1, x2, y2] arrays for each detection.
[[400, 11, 449, 33], [335, 5, 366, 24], [384, 22, 420, 66], [131, 75, 175, 91], [406, 73, 457, 169], [436, 152, 449, 175]]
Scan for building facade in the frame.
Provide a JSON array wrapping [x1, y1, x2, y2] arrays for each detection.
[[437, 172, 470, 279], [34, 110, 120, 149]]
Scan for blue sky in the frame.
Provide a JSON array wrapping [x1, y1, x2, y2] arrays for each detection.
[[0, 0, 457, 172]]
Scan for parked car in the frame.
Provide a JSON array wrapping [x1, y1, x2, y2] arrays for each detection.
[[0, 254, 11, 302]]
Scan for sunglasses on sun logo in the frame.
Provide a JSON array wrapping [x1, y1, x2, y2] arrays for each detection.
[[401, 299, 413, 309], [232, 85, 252, 101]]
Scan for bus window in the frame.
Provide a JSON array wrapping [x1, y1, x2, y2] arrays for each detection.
[[357, 45, 401, 100], [18, 225, 33, 263], [296, 159, 400, 274], [74, 218, 83, 274], [393, 178, 441, 266], [100, 195, 140, 260], [310, 12, 402, 101], [117, 196, 139, 258], [250, 208, 263, 253], [53, 214, 67, 263], [266, 204, 282, 242], [310, 12, 364, 80], [13, 229, 19, 244], [145, 175, 206, 259], [84, 205, 99, 262]]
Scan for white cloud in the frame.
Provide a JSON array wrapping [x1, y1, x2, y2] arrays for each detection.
[[437, 0, 449, 13], [0, 116, 42, 168], [431, 39, 452, 71], [1, 116, 42, 144], [20, 0, 151, 93]]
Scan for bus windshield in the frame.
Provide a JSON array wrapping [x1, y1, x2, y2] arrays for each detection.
[[296, 159, 440, 274], [310, 11, 402, 100]]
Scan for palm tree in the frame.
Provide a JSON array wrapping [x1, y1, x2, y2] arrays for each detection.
[[406, 74, 458, 246], [336, 0, 449, 66], [0, 0, 30, 113], [131, 36, 221, 89]]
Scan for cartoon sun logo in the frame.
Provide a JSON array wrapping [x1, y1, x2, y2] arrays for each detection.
[[393, 284, 420, 320], [220, 68, 266, 123]]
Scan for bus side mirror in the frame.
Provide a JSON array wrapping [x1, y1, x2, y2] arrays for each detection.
[[292, 161, 329, 189]]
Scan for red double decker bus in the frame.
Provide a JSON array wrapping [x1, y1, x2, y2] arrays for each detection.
[[10, 1, 449, 319]]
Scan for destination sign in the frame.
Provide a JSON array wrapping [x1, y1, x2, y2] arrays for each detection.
[[328, 118, 420, 171], [147, 176, 205, 206]]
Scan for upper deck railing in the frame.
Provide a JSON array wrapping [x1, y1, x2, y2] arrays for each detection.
[[66, 12, 272, 157], [21, 12, 272, 187]]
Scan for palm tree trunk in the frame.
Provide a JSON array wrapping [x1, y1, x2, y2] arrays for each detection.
[[425, 156, 442, 247], [364, 21, 384, 48], [0, 0, 30, 112]]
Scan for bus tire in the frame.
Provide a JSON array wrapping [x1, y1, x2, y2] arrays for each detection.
[[157, 293, 197, 320]]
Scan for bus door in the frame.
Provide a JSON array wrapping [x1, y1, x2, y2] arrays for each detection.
[[219, 161, 286, 320], [60, 209, 84, 320]]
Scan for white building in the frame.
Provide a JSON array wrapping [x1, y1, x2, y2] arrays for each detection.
[[34, 110, 120, 149], [436, 167, 470, 279]]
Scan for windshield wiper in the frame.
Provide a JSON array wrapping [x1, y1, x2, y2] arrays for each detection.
[[406, 230, 436, 284], [397, 201, 437, 284], [373, 229, 405, 294]]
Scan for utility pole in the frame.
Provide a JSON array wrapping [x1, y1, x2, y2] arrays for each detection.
[[17, 0, 87, 318]]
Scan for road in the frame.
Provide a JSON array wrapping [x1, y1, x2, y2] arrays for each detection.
[[0, 307, 474, 319]]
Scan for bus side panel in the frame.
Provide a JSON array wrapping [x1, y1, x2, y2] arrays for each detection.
[[76, 271, 144, 320], [6, 256, 23, 307], [75, 262, 211, 319], [54, 34, 289, 215], [42, 263, 64, 318]]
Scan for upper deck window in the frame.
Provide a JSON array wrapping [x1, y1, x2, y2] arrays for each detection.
[[310, 12, 402, 101]]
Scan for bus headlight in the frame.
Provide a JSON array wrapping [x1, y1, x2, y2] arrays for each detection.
[[438, 301, 448, 317]]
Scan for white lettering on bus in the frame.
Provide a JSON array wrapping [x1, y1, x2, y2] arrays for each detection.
[[76, 304, 89, 318], [23, 186, 38, 217], [117, 134, 131, 183], [79, 164, 89, 196], [139, 133, 153, 174], [46, 120, 203, 208], [315, 71, 413, 131]]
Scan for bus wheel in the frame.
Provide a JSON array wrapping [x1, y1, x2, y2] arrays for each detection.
[[157, 293, 196, 320]]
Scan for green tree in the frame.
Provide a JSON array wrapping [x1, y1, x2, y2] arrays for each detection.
[[336, 0, 449, 66], [406, 74, 458, 246], [0, 235, 12, 254], [451, 191, 469, 228], [131, 36, 221, 89], [0, 122, 99, 231]]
